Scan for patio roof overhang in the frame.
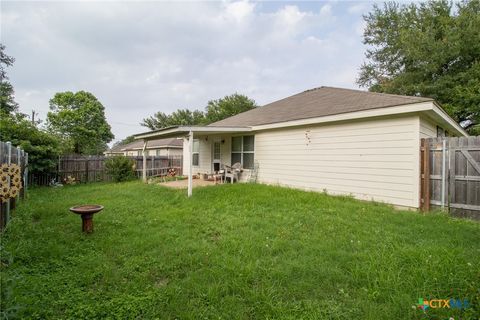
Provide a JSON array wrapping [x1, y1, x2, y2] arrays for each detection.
[[134, 125, 252, 198], [133, 125, 252, 140]]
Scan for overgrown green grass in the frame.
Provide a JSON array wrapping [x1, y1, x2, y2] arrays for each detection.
[[1, 182, 479, 319]]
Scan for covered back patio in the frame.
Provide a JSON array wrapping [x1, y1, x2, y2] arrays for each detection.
[[134, 126, 255, 196]]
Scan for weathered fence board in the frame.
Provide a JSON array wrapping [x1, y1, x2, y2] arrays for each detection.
[[29, 155, 183, 186], [420, 136, 480, 219]]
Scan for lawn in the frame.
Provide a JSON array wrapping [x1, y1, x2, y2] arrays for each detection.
[[1, 182, 479, 319]]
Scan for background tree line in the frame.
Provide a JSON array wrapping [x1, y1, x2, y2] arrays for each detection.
[[140, 93, 257, 130]]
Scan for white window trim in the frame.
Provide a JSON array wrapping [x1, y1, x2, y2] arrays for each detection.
[[231, 135, 254, 169], [192, 139, 200, 166]]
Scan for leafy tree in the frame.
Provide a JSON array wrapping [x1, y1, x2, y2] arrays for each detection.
[[112, 135, 136, 149], [141, 93, 257, 130], [358, 0, 480, 135], [0, 111, 61, 173], [204, 93, 257, 123], [0, 44, 19, 114], [47, 91, 114, 154], [105, 156, 135, 182], [142, 109, 205, 130]]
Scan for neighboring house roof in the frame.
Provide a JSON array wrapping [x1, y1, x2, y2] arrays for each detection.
[[108, 137, 183, 152], [107, 143, 125, 153], [209, 86, 433, 127]]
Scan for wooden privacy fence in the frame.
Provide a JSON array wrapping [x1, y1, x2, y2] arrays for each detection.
[[0, 141, 28, 230], [29, 155, 183, 185], [420, 136, 480, 219]]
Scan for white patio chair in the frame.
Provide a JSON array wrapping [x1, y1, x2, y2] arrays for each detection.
[[224, 162, 242, 184]]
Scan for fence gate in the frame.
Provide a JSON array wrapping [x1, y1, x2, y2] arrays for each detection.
[[420, 136, 480, 219]]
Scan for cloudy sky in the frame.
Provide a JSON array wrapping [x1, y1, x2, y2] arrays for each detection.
[[2, 0, 377, 143]]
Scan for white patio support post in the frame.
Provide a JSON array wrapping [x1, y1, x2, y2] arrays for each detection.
[[187, 130, 193, 197], [142, 140, 147, 183]]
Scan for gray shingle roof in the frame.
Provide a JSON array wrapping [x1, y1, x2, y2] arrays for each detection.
[[209, 86, 433, 127]]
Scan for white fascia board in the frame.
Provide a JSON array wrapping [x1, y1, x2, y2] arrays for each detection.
[[251, 102, 434, 131], [431, 102, 468, 137], [134, 127, 183, 139], [129, 146, 176, 150], [145, 145, 183, 150], [134, 126, 251, 140], [185, 126, 252, 133]]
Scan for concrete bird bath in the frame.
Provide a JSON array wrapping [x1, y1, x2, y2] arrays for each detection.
[[69, 205, 104, 233]]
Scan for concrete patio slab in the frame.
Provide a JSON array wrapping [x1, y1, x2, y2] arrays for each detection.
[[158, 179, 219, 189]]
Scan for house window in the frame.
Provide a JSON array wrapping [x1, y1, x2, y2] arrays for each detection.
[[213, 142, 221, 161], [156, 149, 161, 156], [231, 135, 254, 169], [137, 150, 142, 156], [192, 139, 200, 166], [437, 126, 445, 137]]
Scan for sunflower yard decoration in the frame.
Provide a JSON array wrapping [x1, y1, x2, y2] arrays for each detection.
[[1, 163, 9, 173], [0, 163, 23, 203]]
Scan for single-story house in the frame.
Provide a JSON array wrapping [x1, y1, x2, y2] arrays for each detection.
[[105, 138, 183, 157], [134, 86, 467, 209]]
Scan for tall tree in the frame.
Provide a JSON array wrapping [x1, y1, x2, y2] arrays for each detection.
[[204, 93, 257, 123], [0, 44, 19, 114], [358, 0, 480, 134], [141, 93, 257, 130], [0, 111, 61, 173], [47, 91, 114, 154], [142, 109, 205, 130]]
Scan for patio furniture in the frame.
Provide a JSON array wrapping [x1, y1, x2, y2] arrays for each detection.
[[224, 162, 242, 184], [214, 169, 225, 184], [248, 161, 259, 183], [200, 170, 225, 184]]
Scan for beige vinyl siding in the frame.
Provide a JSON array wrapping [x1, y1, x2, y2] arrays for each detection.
[[183, 135, 234, 175], [167, 148, 183, 156], [183, 138, 211, 175], [156, 149, 168, 156], [154, 148, 183, 156], [220, 136, 232, 167], [255, 115, 420, 208], [420, 117, 437, 139]]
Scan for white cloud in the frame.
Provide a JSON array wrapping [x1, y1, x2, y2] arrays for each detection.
[[223, 0, 256, 23], [276, 5, 307, 27], [2, 1, 366, 143], [320, 4, 332, 16], [348, 3, 368, 15]]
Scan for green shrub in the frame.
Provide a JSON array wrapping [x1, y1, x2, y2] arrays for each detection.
[[104, 156, 135, 182]]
